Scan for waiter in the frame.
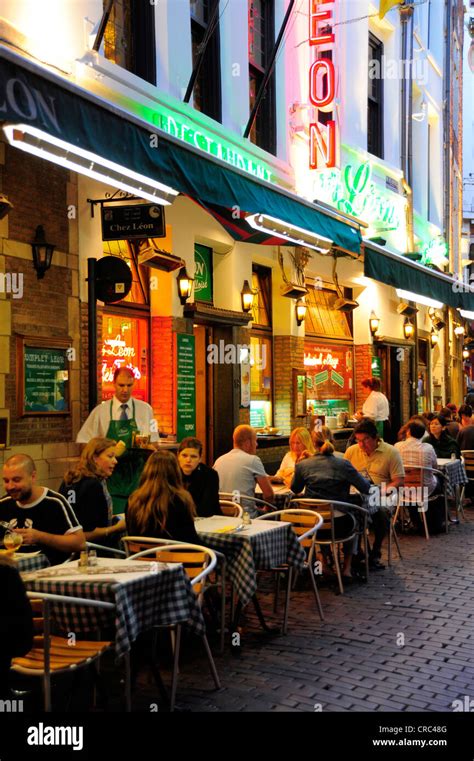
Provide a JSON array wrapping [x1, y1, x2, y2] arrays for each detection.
[[76, 367, 159, 513]]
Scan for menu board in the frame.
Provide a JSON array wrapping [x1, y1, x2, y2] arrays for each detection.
[[304, 344, 353, 400], [18, 338, 70, 415], [176, 334, 196, 441]]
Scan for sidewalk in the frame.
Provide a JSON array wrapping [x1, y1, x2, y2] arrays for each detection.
[[132, 512, 474, 712]]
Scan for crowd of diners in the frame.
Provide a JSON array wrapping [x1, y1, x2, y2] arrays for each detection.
[[2, 381, 474, 697]]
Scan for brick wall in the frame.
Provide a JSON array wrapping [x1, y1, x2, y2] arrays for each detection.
[[151, 316, 174, 435], [354, 344, 374, 409], [79, 303, 103, 424], [4, 145, 69, 251], [273, 335, 305, 434]]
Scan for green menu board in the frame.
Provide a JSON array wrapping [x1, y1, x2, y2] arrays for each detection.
[[23, 345, 69, 413], [177, 334, 196, 441]]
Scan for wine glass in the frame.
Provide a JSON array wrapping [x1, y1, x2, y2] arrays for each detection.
[[3, 531, 23, 552]]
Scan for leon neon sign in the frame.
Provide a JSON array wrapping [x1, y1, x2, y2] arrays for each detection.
[[309, 0, 337, 169]]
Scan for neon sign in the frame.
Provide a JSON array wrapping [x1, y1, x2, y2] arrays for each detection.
[[304, 351, 339, 369], [313, 159, 403, 230], [419, 237, 449, 267], [309, 0, 337, 169]]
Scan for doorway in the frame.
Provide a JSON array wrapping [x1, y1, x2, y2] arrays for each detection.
[[376, 344, 405, 441]]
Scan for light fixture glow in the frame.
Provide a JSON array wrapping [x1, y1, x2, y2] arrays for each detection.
[[3, 124, 179, 206], [463, 347, 470, 360], [295, 299, 307, 326], [176, 266, 193, 305], [430, 329, 439, 349], [403, 319, 415, 339], [454, 324, 465, 336], [396, 289, 443, 310], [246, 213, 333, 252], [369, 311, 380, 338], [241, 280, 255, 313]]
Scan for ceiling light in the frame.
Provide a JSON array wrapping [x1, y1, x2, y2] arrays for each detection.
[[396, 289, 443, 309], [246, 213, 333, 252], [3, 124, 179, 206]]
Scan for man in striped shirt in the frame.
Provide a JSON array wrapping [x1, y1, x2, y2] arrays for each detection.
[[1, 454, 85, 565], [394, 421, 438, 495]]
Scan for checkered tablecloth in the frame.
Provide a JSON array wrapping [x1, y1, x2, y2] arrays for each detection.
[[16, 553, 50, 573], [197, 521, 305, 608], [22, 562, 205, 658], [437, 459, 469, 496]]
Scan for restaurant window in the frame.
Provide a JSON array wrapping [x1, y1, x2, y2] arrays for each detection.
[[103, 0, 156, 85], [102, 313, 150, 402], [190, 0, 221, 121], [249, 265, 273, 428], [305, 286, 353, 339], [368, 33, 384, 159], [248, 0, 276, 155]]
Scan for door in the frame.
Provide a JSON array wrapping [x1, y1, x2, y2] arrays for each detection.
[[194, 325, 210, 462], [212, 325, 235, 462]]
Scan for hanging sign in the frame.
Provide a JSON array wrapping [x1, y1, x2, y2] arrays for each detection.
[[309, 0, 337, 169], [101, 203, 165, 241]]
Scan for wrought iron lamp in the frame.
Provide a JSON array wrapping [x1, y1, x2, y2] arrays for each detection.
[[295, 299, 307, 326], [403, 319, 415, 339], [241, 280, 255, 313], [176, 266, 193, 305], [31, 225, 55, 279]]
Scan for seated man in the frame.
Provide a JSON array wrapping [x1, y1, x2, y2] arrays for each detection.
[[213, 425, 274, 516], [345, 420, 404, 568], [0, 454, 85, 566], [178, 436, 222, 517], [0, 557, 34, 699]]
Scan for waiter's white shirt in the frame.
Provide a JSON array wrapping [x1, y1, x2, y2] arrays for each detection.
[[76, 397, 159, 443], [362, 391, 390, 422]]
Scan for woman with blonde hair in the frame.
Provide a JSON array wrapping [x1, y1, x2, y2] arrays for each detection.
[[60, 437, 125, 542], [126, 450, 199, 544], [272, 427, 315, 487]]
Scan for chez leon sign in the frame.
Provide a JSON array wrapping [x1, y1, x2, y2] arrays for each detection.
[[309, 0, 337, 169]]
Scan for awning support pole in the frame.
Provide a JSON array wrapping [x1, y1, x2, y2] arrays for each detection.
[[87, 258, 98, 412]]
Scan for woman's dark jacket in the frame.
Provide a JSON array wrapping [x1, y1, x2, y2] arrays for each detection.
[[182, 463, 221, 517]]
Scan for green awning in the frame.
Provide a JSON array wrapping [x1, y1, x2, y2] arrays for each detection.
[[0, 49, 361, 255], [364, 242, 474, 310]]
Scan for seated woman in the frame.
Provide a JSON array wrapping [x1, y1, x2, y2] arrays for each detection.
[[126, 450, 200, 544], [0, 557, 34, 699], [177, 437, 221, 517], [59, 437, 125, 544], [427, 414, 461, 459], [317, 425, 343, 458], [291, 431, 371, 581], [272, 427, 314, 488]]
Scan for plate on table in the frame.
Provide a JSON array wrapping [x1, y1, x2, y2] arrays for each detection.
[[195, 516, 244, 534]]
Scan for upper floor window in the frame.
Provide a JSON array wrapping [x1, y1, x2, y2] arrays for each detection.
[[190, 0, 221, 121], [103, 0, 156, 84], [248, 0, 276, 154], [368, 33, 384, 160]]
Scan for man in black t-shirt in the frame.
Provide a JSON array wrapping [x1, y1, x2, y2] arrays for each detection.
[[1, 454, 85, 565]]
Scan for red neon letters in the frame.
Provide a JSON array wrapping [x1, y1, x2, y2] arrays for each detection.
[[308, 0, 337, 169]]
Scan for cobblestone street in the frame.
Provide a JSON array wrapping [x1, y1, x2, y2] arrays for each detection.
[[131, 513, 474, 713]]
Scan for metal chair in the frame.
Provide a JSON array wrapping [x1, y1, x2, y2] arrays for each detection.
[[289, 498, 369, 595], [393, 466, 448, 541], [218, 492, 277, 515], [258, 509, 324, 633], [460, 451, 474, 517], [128, 543, 221, 711], [219, 500, 243, 518], [11, 592, 126, 712]]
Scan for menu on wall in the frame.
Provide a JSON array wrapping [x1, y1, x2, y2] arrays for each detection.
[[20, 342, 70, 415], [304, 344, 353, 399], [177, 334, 196, 441]]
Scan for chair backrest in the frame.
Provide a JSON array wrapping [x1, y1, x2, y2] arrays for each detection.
[[218, 491, 276, 513], [121, 535, 170, 558], [219, 500, 243, 518], [289, 498, 360, 543], [127, 542, 217, 598], [403, 466, 425, 489], [461, 450, 474, 475], [259, 509, 323, 550]]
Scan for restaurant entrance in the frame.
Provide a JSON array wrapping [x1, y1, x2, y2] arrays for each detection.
[[375, 344, 406, 442], [193, 323, 234, 465]]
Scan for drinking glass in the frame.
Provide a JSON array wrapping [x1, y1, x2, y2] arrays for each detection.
[[3, 531, 23, 552]]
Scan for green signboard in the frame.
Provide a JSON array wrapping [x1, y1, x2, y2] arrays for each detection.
[[22, 344, 69, 414], [371, 356, 382, 379], [194, 244, 213, 303], [177, 334, 196, 441]]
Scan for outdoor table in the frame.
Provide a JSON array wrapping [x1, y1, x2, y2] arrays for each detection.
[[20, 557, 205, 658], [437, 457, 468, 516], [16, 552, 50, 573], [195, 515, 305, 608], [256, 483, 293, 509]]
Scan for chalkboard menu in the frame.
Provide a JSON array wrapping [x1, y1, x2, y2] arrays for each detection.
[[176, 334, 196, 441], [17, 337, 71, 415]]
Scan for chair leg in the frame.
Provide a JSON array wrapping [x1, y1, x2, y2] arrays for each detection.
[[332, 543, 344, 595], [274, 572, 281, 614], [124, 651, 132, 712], [282, 567, 292, 635], [308, 564, 324, 621], [392, 522, 403, 560], [201, 635, 221, 689], [219, 564, 226, 655], [170, 625, 182, 713], [444, 492, 449, 534], [421, 508, 430, 541], [42, 672, 52, 712], [388, 516, 392, 566]]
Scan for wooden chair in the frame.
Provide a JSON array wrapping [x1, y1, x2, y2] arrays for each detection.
[[218, 492, 277, 516], [127, 543, 221, 711], [258, 509, 324, 633], [11, 592, 123, 712], [290, 498, 369, 595], [219, 500, 243, 518], [393, 466, 448, 541]]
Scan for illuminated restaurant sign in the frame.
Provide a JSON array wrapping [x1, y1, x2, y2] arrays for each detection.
[[101, 315, 149, 401], [309, 0, 337, 169], [305, 344, 353, 398]]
